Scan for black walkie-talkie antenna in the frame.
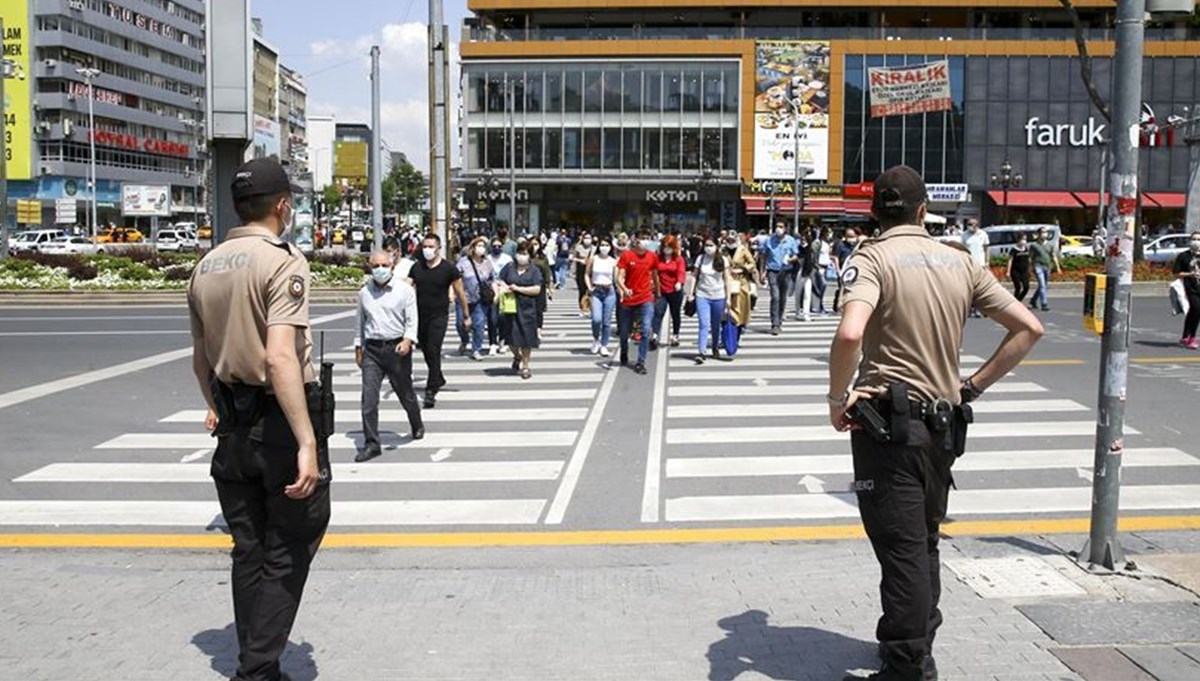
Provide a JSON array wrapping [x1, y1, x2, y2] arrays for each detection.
[[320, 330, 325, 365]]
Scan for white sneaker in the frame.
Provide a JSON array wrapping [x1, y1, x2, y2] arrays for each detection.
[[803, 314, 812, 322], [591, 341, 601, 355], [489, 345, 499, 356], [599, 346, 611, 357]]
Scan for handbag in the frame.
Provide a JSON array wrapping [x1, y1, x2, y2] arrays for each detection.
[[721, 317, 740, 356], [580, 293, 592, 313], [469, 258, 495, 307], [684, 298, 697, 317], [499, 290, 517, 315], [1169, 279, 1189, 316]]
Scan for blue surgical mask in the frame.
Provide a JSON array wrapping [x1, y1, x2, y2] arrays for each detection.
[[372, 267, 392, 285]]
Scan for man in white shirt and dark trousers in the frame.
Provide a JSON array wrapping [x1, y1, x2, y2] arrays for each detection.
[[355, 250, 425, 463]]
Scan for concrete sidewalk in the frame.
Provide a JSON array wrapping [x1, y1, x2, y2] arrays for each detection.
[[2, 530, 1198, 680]]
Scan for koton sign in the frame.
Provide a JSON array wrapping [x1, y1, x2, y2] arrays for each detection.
[[868, 61, 952, 118]]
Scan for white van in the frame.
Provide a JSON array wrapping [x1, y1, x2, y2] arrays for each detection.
[[982, 224, 1061, 258], [10, 229, 66, 254], [155, 229, 199, 252]]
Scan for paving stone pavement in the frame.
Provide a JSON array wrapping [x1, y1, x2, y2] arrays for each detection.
[[0, 535, 1128, 681]]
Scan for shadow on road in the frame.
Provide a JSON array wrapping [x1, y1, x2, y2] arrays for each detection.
[[706, 609, 875, 681], [1134, 339, 1186, 349], [192, 622, 319, 681]]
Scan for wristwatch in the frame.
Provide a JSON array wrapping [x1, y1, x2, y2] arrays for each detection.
[[960, 377, 984, 403], [826, 391, 850, 408]]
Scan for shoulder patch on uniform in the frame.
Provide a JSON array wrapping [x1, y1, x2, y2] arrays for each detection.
[[840, 266, 859, 286], [288, 274, 306, 299]]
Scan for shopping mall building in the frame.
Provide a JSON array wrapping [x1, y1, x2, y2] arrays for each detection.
[[458, 1, 1199, 235]]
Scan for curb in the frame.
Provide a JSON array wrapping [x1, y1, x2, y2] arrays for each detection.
[[0, 289, 360, 305]]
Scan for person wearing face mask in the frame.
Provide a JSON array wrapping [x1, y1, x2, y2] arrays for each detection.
[[187, 159, 331, 681], [688, 238, 735, 364], [455, 237, 496, 361], [1028, 228, 1062, 312], [1006, 233, 1033, 303], [1173, 233, 1200, 349], [498, 242, 545, 378], [615, 230, 662, 374], [554, 229, 572, 289], [586, 238, 618, 356], [652, 235, 688, 349], [726, 233, 756, 330], [762, 223, 800, 335], [529, 238, 554, 335], [571, 233, 596, 316], [355, 250, 425, 464], [486, 238, 515, 355], [832, 228, 859, 312], [409, 233, 471, 408]]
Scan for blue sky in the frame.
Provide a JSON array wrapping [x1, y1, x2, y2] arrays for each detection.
[[252, 0, 471, 171]]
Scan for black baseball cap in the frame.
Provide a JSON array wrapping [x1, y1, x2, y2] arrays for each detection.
[[231, 158, 303, 200], [872, 165, 927, 214]]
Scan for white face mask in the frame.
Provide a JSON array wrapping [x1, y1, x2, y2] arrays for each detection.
[[1191, 240, 1200, 253], [704, 245, 717, 256], [474, 245, 486, 257], [775, 228, 785, 237], [422, 247, 437, 261], [598, 245, 611, 255], [583, 239, 593, 247], [516, 254, 530, 266], [371, 266, 392, 285]]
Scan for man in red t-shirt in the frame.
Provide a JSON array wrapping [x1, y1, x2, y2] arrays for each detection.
[[616, 230, 661, 374]]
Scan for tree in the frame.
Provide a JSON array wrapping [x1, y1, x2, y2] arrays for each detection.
[[321, 185, 343, 212], [382, 159, 430, 215]]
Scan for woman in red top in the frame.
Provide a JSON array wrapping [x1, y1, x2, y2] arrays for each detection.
[[651, 234, 688, 349]]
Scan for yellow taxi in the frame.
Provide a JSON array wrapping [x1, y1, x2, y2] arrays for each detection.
[[95, 227, 146, 244], [197, 224, 213, 240], [332, 228, 346, 245]]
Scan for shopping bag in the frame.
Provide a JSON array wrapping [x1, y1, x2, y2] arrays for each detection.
[[721, 318, 740, 357], [1169, 279, 1189, 316], [499, 290, 518, 315]]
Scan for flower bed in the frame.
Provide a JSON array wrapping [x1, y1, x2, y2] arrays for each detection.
[[0, 252, 368, 291], [987, 256, 1175, 283]]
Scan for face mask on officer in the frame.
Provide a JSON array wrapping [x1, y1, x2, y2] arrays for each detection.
[[422, 246, 437, 261], [371, 266, 392, 286]]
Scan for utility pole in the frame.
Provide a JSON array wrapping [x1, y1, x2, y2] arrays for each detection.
[[508, 80, 517, 236], [77, 67, 101, 240], [1082, 0, 1145, 572], [370, 45, 383, 251], [1186, 104, 1200, 233], [428, 0, 452, 252]]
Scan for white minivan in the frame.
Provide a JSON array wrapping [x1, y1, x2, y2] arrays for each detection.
[[10, 229, 66, 254], [982, 224, 1061, 258], [155, 229, 199, 252]]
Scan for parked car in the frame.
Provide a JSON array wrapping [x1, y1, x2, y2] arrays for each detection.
[[95, 227, 145, 244], [10, 229, 66, 254], [983, 224, 1061, 258], [41, 235, 100, 255], [1145, 234, 1191, 264], [1059, 235, 1095, 258], [331, 228, 346, 245], [154, 229, 199, 252]]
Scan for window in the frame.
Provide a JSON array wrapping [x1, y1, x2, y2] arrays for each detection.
[[682, 70, 702, 113], [622, 129, 640, 170], [584, 70, 602, 113], [546, 128, 562, 169], [644, 70, 662, 113], [546, 70, 563, 114], [563, 128, 582, 168], [602, 127, 621, 169], [622, 67, 641, 114], [663, 129, 681, 171], [602, 71, 622, 113], [643, 129, 662, 170], [564, 69, 583, 113], [584, 128, 601, 168]]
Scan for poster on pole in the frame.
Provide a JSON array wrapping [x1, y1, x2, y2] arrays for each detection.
[[868, 61, 952, 118], [122, 184, 172, 216], [1, 0, 33, 179], [752, 41, 831, 181]]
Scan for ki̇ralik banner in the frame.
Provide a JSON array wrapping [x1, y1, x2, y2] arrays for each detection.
[[868, 60, 952, 118], [752, 41, 831, 181]]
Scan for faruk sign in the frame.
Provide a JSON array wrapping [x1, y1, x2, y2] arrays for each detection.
[[1024, 117, 1106, 147]]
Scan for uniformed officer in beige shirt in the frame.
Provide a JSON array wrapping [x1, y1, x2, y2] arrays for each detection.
[[188, 158, 331, 681], [826, 166, 1044, 681]]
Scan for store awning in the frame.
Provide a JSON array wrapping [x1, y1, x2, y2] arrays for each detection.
[[1072, 192, 1109, 207], [844, 198, 873, 215], [743, 197, 845, 215], [1146, 193, 1186, 209], [987, 190, 1082, 208]]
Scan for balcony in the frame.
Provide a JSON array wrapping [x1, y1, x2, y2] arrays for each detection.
[[463, 24, 1198, 43]]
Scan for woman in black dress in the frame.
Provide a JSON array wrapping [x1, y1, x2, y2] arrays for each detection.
[[1006, 233, 1032, 302], [499, 242, 545, 379]]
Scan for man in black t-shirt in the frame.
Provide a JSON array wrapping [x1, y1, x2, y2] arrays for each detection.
[[409, 233, 471, 408]]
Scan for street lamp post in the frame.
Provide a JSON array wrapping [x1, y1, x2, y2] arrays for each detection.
[[477, 167, 498, 234], [506, 80, 517, 235], [76, 67, 101, 241], [694, 161, 716, 229], [990, 157, 1023, 225]]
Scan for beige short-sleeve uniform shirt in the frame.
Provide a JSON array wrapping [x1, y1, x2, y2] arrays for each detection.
[[839, 225, 1015, 404], [188, 225, 314, 388]]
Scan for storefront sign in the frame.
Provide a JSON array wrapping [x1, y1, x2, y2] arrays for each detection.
[[2, 0, 32, 180], [69, 81, 125, 106], [645, 189, 699, 203], [122, 184, 171, 217], [926, 184, 969, 203], [868, 61, 952, 118], [1024, 117, 1106, 147], [752, 41, 831, 181], [89, 130, 190, 157], [745, 180, 840, 198], [481, 188, 530, 202], [104, 2, 179, 41]]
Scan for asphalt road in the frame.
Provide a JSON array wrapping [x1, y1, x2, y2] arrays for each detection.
[[0, 285, 1198, 537]]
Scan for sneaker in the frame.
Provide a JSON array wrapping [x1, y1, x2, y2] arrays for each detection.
[[591, 341, 601, 355], [770, 326, 780, 336], [1188, 338, 1199, 350], [489, 345, 500, 356], [803, 314, 811, 323], [649, 337, 659, 351], [599, 346, 611, 358], [669, 335, 680, 347], [470, 350, 483, 361], [694, 353, 706, 365], [633, 362, 647, 375]]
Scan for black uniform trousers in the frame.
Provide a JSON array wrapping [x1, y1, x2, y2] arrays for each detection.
[[417, 307, 449, 397], [851, 418, 953, 680], [360, 339, 423, 447], [211, 398, 331, 681]]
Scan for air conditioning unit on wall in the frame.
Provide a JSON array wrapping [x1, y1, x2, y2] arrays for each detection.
[[68, 0, 85, 10]]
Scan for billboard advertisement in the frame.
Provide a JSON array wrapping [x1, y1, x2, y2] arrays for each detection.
[[252, 114, 281, 160], [122, 184, 171, 216], [334, 140, 368, 188], [868, 60, 952, 118], [753, 41, 831, 181], [2, 0, 32, 180]]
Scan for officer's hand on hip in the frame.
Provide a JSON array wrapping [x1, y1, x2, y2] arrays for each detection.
[[829, 391, 866, 432], [204, 409, 218, 432], [355, 346, 364, 368], [396, 339, 413, 356], [284, 442, 320, 500]]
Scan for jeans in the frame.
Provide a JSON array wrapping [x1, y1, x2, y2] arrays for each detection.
[[1033, 265, 1050, 309], [485, 302, 500, 347], [653, 290, 684, 338], [810, 269, 828, 313], [618, 300, 655, 364], [554, 259, 570, 288], [696, 297, 726, 354], [766, 270, 793, 327], [451, 304, 484, 357], [590, 286, 616, 346]]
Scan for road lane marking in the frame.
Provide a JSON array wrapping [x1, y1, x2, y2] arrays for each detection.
[[665, 398, 1080, 418], [640, 323, 670, 523], [1019, 359, 1086, 366], [1131, 357, 1200, 364], [665, 420, 1129, 445], [179, 449, 211, 464], [97, 430, 578, 450], [15, 460, 564, 483], [333, 388, 597, 402], [431, 448, 453, 462], [667, 381, 1047, 398], [331, 373, 605, 387], [0, 310, 357, 411], [543, 366, 621, 525]]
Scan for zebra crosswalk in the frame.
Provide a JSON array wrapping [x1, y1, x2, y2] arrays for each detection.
[[643, 299, 1200, 525]]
